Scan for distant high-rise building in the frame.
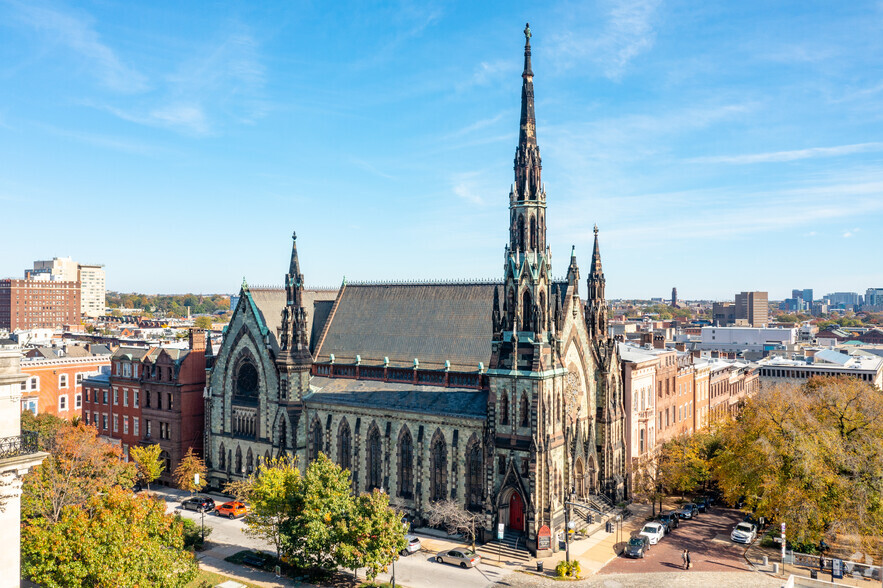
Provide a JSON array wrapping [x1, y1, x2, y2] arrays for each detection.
[[735, 291, 768, 327], [866, 288, 883, 310], [802, 289, 813, 305], [0, 278, 80, 330], [712, 302, 735, 326], [27, 257, 105, 318], [671, 287, 677, 307], [825, 292, 861, 308]]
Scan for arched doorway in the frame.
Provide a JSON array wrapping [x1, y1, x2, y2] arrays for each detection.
[[509, 491, 524, 532], [575, 458, 585, 498]]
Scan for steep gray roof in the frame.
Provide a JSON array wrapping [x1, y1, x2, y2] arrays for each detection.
[[314, 282, 499, 371], [307, 376, 487, 419], [248, 288, 339, 352]]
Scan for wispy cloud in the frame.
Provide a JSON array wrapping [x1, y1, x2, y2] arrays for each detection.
[[350, 157, 397, 180], [450, 170, 497, 206], [843, 228, 861, 238], [689, 142, 883, 165], [552, 0, 662, 80], [443, 112, 508, 140], [97, 28, 267, 135], [33, 122, 161, 155], [7, 0, 148, 93]]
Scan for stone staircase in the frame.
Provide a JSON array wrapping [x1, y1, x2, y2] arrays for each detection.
[[477, 530, 532, 563]]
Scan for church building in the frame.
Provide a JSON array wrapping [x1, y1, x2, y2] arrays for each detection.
[[204, 24, 627, 556]]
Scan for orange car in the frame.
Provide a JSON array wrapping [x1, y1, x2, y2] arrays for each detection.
[[215, 501, 248, 519]]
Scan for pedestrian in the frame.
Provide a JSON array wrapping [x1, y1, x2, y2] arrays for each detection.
[[686, 549, 692, 570], [682, 549, 688, 570]]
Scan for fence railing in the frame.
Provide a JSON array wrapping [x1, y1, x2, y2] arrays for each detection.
[[785, 550, 882, 581], [0, 430, 40, 459]]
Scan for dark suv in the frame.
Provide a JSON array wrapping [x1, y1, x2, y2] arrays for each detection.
[[181, 496, 215, 512], [659, 512, 680, 531]]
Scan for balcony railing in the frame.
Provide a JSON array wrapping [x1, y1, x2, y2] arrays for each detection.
[[0, 431, 40, 459]]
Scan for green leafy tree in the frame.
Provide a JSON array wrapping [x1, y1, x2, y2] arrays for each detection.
[[282, 453, 354, 571], [22, 486, 197, 588], [193, 316, 213, 330], [340, 490, 407, 582], [130, 444, 165, 491], [20, 411, 69, 450], [22, 423, 136, 523], [225, 456, 302, 562], [173, 447, 206, 493], [713, 377, 883, 551]]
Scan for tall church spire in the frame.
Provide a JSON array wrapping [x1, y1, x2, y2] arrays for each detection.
[[509, 23, 546, 255], [586, 225, 608, 341]]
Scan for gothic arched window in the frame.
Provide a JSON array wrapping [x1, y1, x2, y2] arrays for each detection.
[[430, 430, 447, 501], [367, 425, 382, 491], [520, 394, 529, 427], [234, 360, 259, 402], [338, 418, 352, 471], [218, 442, 226, 471], [517, 214, 525, 250], [235, 446, 243, 474], [500, 392, 509, 425], [246, 448, 254, 475], [398, 427, 413, 499], [529, 216, 537, 250], [466, 441, 483, 511], [309, 418, 322, 462], [522, 290, 533, 331]]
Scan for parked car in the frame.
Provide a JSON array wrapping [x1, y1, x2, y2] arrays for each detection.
[[677, 503, 698, 519], [639, 522, 666, 545], [435, 549, 480, 569], [215, 501, 248, 519], [181, 496, 215, 512], [696, 497, 710, 512], [731, 522, 758, 544], [401, 534, 421, 556], [658, 512, 680, 531], [655, 515, 672, 534], [623, 537, 648, 558]]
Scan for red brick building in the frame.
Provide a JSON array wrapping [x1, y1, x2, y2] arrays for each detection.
[[141, 330, 207, 485], [20, 349, 111, 417], [84, 346, 158, 459], [0, 278, 80, 330]]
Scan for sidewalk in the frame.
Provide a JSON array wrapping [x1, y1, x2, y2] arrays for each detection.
[[744, 539, 877, 587]]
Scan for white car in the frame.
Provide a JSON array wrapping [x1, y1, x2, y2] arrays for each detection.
[[639, 522, 666, 545], [731, 522, 757, 544], [401, 534, 421, 556]]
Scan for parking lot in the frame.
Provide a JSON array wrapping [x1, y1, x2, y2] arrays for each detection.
[[601, 505, 754, 574]]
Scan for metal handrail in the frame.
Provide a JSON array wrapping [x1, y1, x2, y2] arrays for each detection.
[[0, 431, 40, 459]]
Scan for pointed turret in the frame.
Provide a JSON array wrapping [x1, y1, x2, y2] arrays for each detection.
[[588, 225, 605, 301], [566, 245, 580, 288], [279, 231, 310, 356], [586, 225, 608, 342]]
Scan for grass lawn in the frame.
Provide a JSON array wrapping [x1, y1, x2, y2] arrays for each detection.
[[185, 568, 263, 588]]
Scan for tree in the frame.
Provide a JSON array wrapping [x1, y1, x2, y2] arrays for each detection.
[[425, 499, 482, 550], [713, 377, 883, 551], [225, 456, 302, 562], [130, 444, 165, 491], [340, 490, 407, 582], [627, 453, 665, 515], [193, 316, 213, 330], [20, 411, 69, 450], [22, 423, 136, 523], [658, 428, 722, 499], [173, 447, 206, 493], [22, 486, 197, 588], [282, 453, 353, 571]]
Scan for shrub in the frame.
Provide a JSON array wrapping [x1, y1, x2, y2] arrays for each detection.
[[555, 559, 581, 579], [179, 516, 212, 549]]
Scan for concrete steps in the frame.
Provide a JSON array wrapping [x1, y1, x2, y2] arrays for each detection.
[[477, 540, 532, 563]]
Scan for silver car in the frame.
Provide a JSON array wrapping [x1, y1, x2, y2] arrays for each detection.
[[401, 534, 421, 556], [436, 548, 481, 568]]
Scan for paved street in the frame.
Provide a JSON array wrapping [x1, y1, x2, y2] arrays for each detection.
[[375, 550, 515, 588], [601, 506, 752, 575], [492, 570, 782, 588]]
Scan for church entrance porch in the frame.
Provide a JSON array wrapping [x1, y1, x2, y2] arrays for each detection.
[[498, 487, 526, 534]]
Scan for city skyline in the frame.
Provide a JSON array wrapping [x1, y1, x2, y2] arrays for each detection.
[[2, 1, 883, 298]]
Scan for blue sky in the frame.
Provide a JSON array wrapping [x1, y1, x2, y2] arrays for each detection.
[[2, 1, 882, 300]]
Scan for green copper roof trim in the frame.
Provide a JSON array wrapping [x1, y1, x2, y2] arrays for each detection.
[[242, 289, 269, 336], [486, 366, 569, 379]]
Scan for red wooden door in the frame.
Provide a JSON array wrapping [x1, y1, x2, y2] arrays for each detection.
[[509, 491, 524, 531]]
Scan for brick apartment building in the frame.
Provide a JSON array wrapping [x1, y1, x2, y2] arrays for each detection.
[[19, 346, 111, 417], [141, 330, 206, 485], [82, 332, 208, 481], [84, 346, 158, 459], [0, 278, 80, 330]]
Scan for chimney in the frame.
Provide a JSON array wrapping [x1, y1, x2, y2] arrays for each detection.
[[692, 350, 700, 358], [189, 329, 205, 352], [653, 334, 665, 349], [675, 342, 686, 352]]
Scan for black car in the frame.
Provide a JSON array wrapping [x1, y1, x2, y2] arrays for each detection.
[[181, 496, 215, 512], [696, 497, 710, 512], [659, 512, 680, 531], [655, 515, 672, 534], [623, 536, 648, 558]]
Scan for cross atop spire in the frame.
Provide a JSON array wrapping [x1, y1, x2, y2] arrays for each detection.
[[523, 23, 533, 78], [590, 225, 604, 278]]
